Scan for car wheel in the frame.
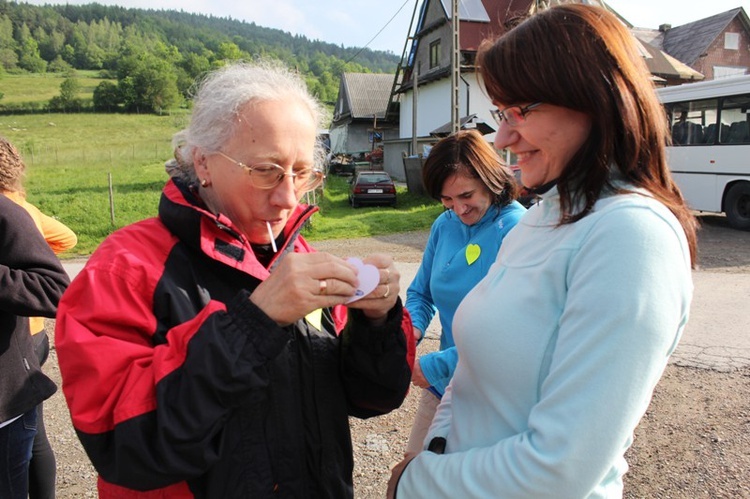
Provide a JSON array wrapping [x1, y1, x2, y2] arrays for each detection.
[[350, 197, 359, 208], [725, 182, 750, 230]]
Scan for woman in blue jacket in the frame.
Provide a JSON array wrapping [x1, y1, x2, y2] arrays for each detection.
[[404, 130, 525, 453]]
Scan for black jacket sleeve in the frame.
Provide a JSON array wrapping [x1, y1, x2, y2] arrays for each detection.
[[0, 195, 69, 318], [341, 299, 413, 418]]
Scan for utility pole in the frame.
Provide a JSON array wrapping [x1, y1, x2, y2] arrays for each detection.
[[451, 0, 460, 134], [412, 62, 419, 155]]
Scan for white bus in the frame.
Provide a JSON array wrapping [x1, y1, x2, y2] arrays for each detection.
[[657, 75, 750, 230]]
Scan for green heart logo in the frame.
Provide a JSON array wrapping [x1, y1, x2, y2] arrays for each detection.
[[466, 244, 481, 265]]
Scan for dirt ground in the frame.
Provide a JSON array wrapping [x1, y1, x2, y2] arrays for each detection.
[[44, 213, 749, 497]]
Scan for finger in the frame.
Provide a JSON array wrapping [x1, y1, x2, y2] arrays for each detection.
[[362, 253, 394, 271], [380, 266, 392, 285], [369, 280, 398, 300], [314, 258, 359, 287], [311, 276, 357, 298]]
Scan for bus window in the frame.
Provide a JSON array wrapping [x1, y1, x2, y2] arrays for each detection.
[[721, 95, 750, 144], [667, 100, 714, 145]]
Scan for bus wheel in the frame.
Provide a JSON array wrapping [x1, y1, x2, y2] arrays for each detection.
[[725, 182, 750, 231]]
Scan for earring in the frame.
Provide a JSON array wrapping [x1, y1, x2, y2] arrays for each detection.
[[200, 178, 208, 187]]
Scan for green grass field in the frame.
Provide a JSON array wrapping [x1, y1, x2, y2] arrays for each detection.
[[1, 71, 107, 107], [307, 175, 442, 241], [2, 112, 188, 254], [1, 113, 440, 256]]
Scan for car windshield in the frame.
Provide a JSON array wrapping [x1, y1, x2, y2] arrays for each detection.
[[358, 174, 391, 184]]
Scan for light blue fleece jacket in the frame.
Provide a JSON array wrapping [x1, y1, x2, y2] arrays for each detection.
[[405, 201, 525, 396], [397, 185, 693, 498]]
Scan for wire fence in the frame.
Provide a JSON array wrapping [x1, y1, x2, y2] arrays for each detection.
[[18, 142, 175, 166]]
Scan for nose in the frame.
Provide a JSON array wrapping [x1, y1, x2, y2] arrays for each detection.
[[493, 121, 517, 150], [454, 200, 469, 214], [269, 175, 298, 209]]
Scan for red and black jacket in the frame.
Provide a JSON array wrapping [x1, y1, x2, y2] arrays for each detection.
[[55, 179, 415, 498]]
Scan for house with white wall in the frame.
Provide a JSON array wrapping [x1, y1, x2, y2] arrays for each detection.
[[381, 0, 711, 179]]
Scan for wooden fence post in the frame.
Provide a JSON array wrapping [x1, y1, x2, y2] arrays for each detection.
[[108, 172, 115, 226]]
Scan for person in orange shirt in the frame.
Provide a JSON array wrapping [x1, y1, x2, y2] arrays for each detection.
[[0, 136, 76, 499]]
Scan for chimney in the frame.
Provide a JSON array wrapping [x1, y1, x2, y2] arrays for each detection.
[[659, 23, 672, 32]]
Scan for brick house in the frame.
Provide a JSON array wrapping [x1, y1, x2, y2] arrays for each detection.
[[634, 7, 750, 81]]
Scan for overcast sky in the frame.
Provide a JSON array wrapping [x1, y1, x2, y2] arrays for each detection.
[[20, 0, 750, 55]]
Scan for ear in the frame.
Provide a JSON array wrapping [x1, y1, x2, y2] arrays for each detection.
[[193, 148, 211, 183]]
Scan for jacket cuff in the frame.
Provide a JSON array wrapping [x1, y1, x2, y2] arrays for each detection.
[[346, 299, 404, 353]]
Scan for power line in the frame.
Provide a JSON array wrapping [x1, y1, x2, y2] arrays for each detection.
[[345, 0, 413, 64]]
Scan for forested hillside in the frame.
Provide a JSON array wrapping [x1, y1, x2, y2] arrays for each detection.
[[0, 0, 401, 113]]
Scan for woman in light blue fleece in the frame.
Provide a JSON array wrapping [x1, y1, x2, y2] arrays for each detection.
[[388, 5, 698, 498], [404, 130, 526, 454]]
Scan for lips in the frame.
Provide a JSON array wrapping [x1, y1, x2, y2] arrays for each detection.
[[515, 151, 535, 164]]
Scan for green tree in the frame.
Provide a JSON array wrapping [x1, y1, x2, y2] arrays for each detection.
[[60, 43, 75, 65], [0, 47, 17, 71], [38, 28, 65, 61], [216, 41, 244, 62], [49, 76, 81, 110], [180, 51, 211, 79], [60, 76, 81, 100], [118, 53, 181, 113], [47, 54, 73, 73], [18, 37, 47, 72], [0, 15, 17, 52], [68, 25, 92, 68], [93, 80, 120, 111]]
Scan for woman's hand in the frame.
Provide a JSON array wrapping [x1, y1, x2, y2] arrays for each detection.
[[345, 253, 400, 324], [413, 327, 423, 343], [386, 452, 417, 499], [411, 358, 429, 388], [250, 252, 359, 325]]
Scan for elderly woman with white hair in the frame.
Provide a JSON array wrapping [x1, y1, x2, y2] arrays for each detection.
[[55, 61, 415, 498]]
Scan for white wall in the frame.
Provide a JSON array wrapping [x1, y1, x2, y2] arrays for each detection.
[[399, 72, 496, 139], [400, 80, 451, 138]]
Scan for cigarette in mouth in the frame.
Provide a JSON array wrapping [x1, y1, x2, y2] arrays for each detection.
[[266, 221, 278, 253]]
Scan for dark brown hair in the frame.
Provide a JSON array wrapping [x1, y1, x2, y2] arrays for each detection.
[[477, 4, 697, 265], [422, 130, 519, 206]]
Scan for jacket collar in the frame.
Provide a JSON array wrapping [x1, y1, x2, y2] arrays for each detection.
[[159, 178, 318, 279]]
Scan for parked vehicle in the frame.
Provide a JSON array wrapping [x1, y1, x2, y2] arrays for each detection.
[[657, 75, 750, 230], [348, 171, 397, 208]]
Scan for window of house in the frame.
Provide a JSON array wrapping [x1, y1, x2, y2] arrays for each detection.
[[725, 32, 740, 50], [429, 40, 441, 69], [714, 66, 748, 79]]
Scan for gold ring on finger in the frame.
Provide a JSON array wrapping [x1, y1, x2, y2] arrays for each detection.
[[319, 279, 328, 295]]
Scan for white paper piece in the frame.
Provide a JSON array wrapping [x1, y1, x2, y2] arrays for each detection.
[[345, 257, 379, 303]]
